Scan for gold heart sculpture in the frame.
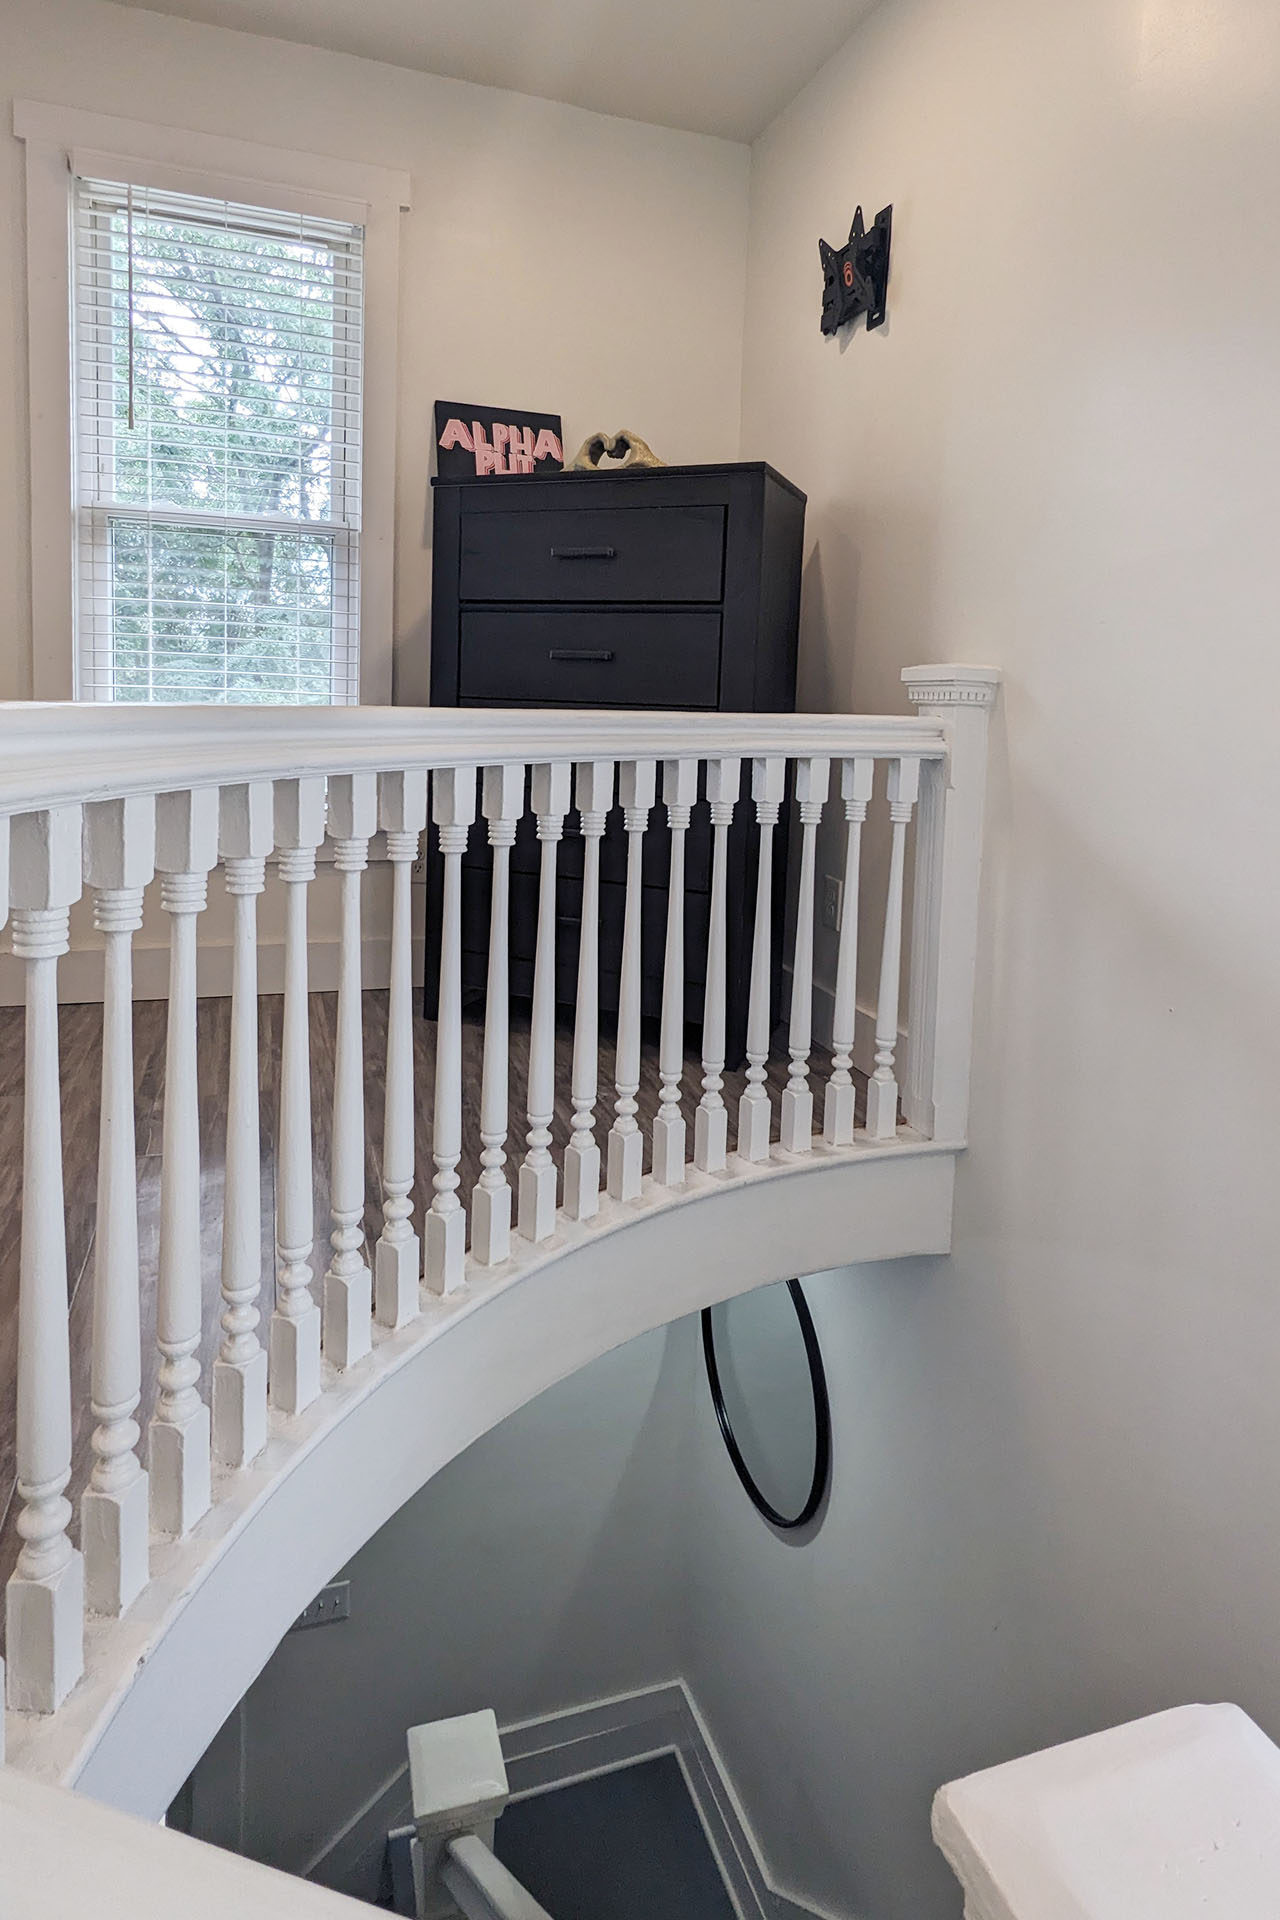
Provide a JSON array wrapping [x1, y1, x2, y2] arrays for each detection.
[[570, 429, 665, 471]]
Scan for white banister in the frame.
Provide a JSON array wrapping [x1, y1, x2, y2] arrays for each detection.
[[150, 788, 219, 1540], [426, 766, 477, 1294], [5, 807, 84, 1713], [866, 757, 921, 1142], [82, 796, 154, 1618], [695, 757, 740, 1174], [823, 756, 874, 1147], [213, 783, 273, 1471], [608, 758, 656, 1204], [738, 755, 785, 1163], [270, 777, 327, 1414], [653, 758, 698, 1187], [0, 679, 996, 1778], [519, 761, 570, 1243], [780, 756, 829, 1153], [443, 1834, 555, 1920], [563, 760, 613, 1222], [472, 765, 522, 1266], [375, 771, 429, 1327], [323, 773, 377, 1368]]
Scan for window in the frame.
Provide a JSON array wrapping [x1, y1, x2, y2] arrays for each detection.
[[15, 103, 408, 704], [73, 178, 364, 705]]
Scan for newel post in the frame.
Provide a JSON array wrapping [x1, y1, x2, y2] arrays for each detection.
[[901, 665, 1001, 1143]]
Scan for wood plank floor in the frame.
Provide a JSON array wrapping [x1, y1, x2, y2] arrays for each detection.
[[0, 993, 854, 1647]]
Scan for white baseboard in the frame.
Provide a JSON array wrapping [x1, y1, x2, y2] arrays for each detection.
[[0, 937, 415, 1007], [304, 1680, 860, 1920], [804, 975, 900, 1084]]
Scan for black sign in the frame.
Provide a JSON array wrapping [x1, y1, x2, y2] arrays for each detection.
[[434, 401, 564, 478]]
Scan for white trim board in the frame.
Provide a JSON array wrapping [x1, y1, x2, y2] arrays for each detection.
[[305, 1681, 861, 1920], [0, 937, 409, 1006], [787, 966, 906, 1083]]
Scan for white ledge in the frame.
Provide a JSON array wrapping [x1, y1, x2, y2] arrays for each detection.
[[933, 1703, 1280, 1920]]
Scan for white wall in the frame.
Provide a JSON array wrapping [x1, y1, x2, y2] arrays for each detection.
[[0, 0, 748, 706], [0, 0, 749, 998], [19, 2, 1280, 1913], [680, 0, 1280, 1915]]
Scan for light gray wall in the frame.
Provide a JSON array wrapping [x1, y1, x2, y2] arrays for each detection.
[[206, 1321, 698, 1882]]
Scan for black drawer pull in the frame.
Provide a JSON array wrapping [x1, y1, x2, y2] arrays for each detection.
[[548, 648, 615, 664], [550, 545, 617, 560]]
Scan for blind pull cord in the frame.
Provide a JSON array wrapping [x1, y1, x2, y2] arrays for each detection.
[[126, 184, 135, 432]]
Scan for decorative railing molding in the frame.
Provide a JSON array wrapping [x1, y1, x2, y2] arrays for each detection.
[[0, 666, 999, 1806]]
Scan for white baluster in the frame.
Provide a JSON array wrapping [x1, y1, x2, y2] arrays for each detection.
[[652, 758, 697, 1187], [425, 766, 477, 1294], [471, 765, 523, 1266], [780, 757, 830, 1153], [82, 796, 154, 1617], [5, 807, 84, 1713], [323, 774, 378, 1367], [375, 771, 429, 1327], [212, 783, 273, 1469], [519, 762, 571, 1243], [270, 778, 327, 1414], [695, 757, 741, 1175], [150, 788, 219, 1540], [608, 760, 656, 1203], [867, 757, 922, 1141], [0, 817, 6, 1740], [737, 756, 785, 1164], [824, 757, 874, 1147], [563, 761, 613, 1222]]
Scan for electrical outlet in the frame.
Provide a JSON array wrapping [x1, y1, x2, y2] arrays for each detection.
[[290, 1581, 351, 1632], [411, 853, 427, 884], [821, 875, 843, 934]]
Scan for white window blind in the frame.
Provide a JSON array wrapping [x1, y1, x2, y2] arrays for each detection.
[[72, 175, 364, 704]]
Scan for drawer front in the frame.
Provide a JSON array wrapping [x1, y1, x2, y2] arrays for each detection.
[[459, 505, 726, 603], [458, 608, 721, 708]]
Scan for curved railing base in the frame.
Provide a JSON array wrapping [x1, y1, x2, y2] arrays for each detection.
[[4, 1136, 957, 1816]]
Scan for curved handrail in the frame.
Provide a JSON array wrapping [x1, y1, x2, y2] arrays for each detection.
[[0, 704, 945, 816], [0, 665, 997, 1804]]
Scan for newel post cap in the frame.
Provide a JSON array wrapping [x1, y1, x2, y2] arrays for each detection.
[[902, 664, 1002, 709], [408, 1708, 510, 1837]]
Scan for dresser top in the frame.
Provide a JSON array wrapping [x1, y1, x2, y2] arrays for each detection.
[[432, 459, 806, 504]]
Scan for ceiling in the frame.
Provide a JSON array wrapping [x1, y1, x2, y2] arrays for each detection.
[[110, 0, 879, 141]]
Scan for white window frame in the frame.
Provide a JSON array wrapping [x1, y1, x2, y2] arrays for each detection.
[[15, 100, 411, 705]]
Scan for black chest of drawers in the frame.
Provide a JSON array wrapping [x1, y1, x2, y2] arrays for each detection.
[[425, 461, 806, 1058]]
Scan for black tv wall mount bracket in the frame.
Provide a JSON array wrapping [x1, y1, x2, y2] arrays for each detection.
[[819, 204, 892, 335]]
